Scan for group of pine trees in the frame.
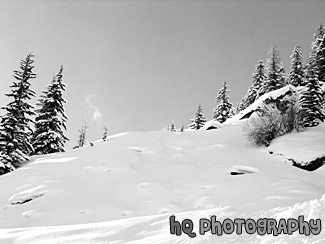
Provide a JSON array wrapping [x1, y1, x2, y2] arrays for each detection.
[[238, 25, 325, 128], [0, 54, 68, 175], [169, 25, 325, 132]]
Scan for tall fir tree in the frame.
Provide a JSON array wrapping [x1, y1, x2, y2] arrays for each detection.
[[299, 68, 325, 127], [289, 45, 305, 87], [259, 45, 286, 96], [31, 66, 69, 155], [239, 60, 266, 111], [251, 60, 267, 99], [306, 24, 324, 76], [189, 104, 207, 130], [315, 34, 325, 110], [315, 33, 325, 82], [0, 54, 36, 173], [213, 81, 233, 123]]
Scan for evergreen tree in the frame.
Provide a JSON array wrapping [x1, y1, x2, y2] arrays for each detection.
[[102, 126, 108, 141], [73, 123, 88, 149], [306, 24, 324, 75], [189, 104, 207, 130], [251, 60, 267, 99], [0, 54, 36, 172], [213, 81, 233, 123], [168, 121, 177, 132], [289, 45, 305, 87], [314, 31, 325, 109], [31, 66, 69, 155], [239, 60, 266, 111], [299, 68, 325, 127], [259, 45, 286, 96], [315, 33, 325, 83]]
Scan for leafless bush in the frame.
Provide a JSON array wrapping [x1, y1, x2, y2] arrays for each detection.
[[244, 103, 303, 147]]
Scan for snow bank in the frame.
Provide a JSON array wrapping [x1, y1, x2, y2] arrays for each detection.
[[268, 122, 325, 163]]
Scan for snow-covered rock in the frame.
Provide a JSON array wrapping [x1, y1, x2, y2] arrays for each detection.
[[226, 85, 299, 124], [202, 119, 223, 130]]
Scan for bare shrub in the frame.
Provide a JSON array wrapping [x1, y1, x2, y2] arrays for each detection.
[[244, 103, 303, 147]]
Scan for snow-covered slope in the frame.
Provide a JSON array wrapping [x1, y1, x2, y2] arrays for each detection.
[[0, 121, 325, 243], [1, 196, 324, 244]]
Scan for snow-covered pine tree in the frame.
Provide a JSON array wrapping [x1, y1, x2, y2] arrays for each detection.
[[259, 45, 286, 96], [102, 126, 108, 141], [31, 66, 69, 155], [239, 60, 266, 111], [189, 104, 207, 130], [168, 121, 177, 132], [315, 33, 325, 82], [0, 54, 37, 173], [213, 81, 233, 123], [299, 68, 325, 127], [305, 24, 324, 77], [315, 34, 325, 110], [289, 45, 305, 87], [250, 60, 266, 100], [73, 123, 88, 149]]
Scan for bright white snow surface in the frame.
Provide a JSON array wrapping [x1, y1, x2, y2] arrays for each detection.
[[0, 121, 325, 243]]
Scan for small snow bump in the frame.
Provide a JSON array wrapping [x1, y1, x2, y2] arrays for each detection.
[[213, 144, 226, 148], [23, 210, 36, 218], [120, 210, 133, 217], [265, 195, 291, 201], [129, 147, 143, 152]]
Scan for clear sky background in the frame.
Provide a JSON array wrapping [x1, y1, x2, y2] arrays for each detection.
[[0, 0, 324, 149]]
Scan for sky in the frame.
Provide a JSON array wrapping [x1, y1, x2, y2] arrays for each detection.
[[0, 0, 324, 149]]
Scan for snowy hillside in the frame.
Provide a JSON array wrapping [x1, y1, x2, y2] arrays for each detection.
[[0, 121, 325, 243]]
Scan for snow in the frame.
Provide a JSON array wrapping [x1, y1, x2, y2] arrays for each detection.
[[202, 119, 223, 130], [0, 196, 324, 243], [0, 121, 324, 243], [268, 122, 325, 162]]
